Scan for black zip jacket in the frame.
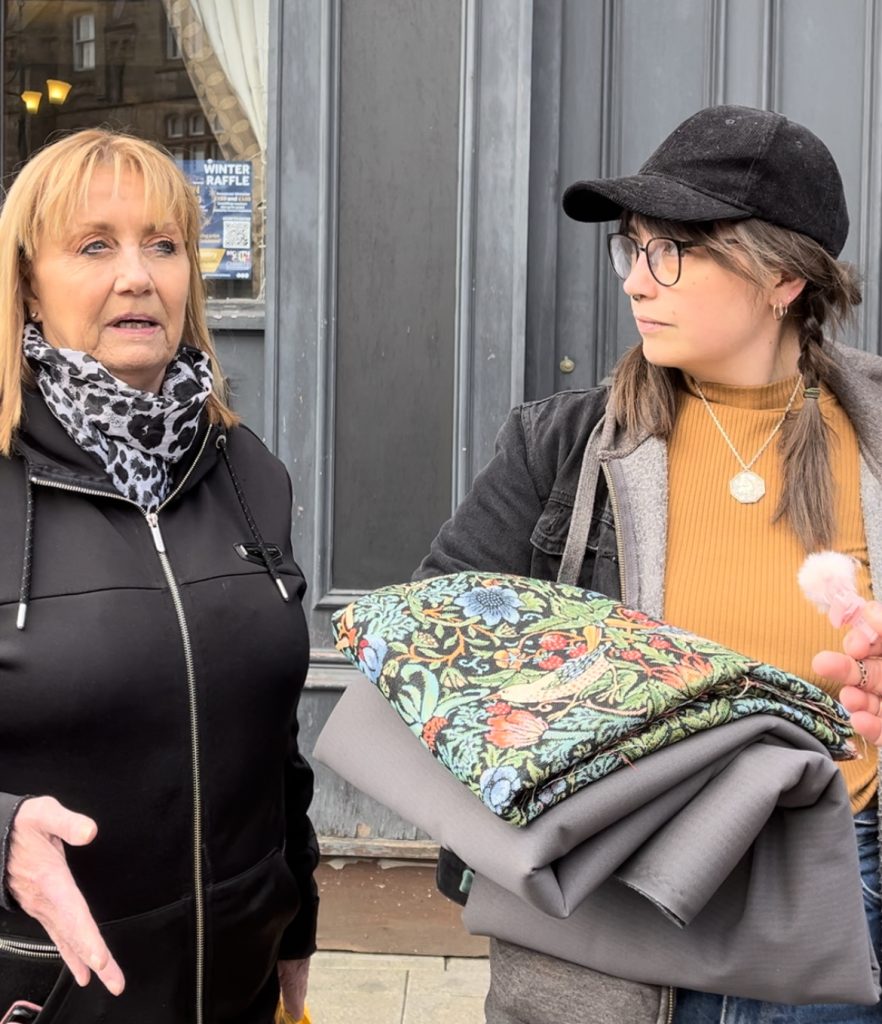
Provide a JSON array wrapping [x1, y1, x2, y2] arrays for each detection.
[[0, 390, 318, 1023]]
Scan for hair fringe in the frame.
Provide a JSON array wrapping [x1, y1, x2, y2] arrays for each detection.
[[609, 216, 862, 552]]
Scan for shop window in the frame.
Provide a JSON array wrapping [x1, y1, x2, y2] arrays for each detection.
[[72, 12, 96, 71], [4, 0, 268, 301]]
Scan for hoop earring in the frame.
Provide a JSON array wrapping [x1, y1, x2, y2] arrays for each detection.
[[772, 302, 788, 321]]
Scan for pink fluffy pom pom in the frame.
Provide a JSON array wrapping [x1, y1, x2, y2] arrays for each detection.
[[797, 550, 877, 641], [797, 551, 859, 612]]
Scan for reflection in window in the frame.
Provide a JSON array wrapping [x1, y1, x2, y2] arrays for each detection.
[[166, 113, 185, 138], [165, 20, 182, 59], [72, 12, 95, 71], [4, 0, 268, 301]]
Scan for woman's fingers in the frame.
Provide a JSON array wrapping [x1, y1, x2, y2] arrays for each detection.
[[6, 796, 125, 996], [845, 708, 882, 747], [50, 931, 92, 988], [814, 646, 882, 747], [842, 602, 882, 660], [42, 897, 125, 993], [30, 801, 98, 848], [812, 650, 882, 694], [32, 865, 125, 994]]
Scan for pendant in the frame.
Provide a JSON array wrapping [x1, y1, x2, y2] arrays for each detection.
[[729, 470, 765, 504]]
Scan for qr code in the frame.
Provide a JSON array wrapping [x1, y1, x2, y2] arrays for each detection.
[[223, 219, 251, 250]]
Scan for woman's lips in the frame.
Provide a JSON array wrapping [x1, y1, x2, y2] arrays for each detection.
[[107, 315, 162, 336], [634, 316, 671, 333]]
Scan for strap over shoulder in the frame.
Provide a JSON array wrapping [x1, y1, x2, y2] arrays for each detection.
[[557, 411, 616, 586]]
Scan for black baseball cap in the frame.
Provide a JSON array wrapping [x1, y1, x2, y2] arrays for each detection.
[[562, 105, 849, 256]]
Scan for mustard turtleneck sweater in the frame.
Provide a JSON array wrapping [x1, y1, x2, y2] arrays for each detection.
[[664, 375, 876, 812]]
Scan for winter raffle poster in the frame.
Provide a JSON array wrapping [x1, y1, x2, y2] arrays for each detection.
[[182, 159, 253, 280]]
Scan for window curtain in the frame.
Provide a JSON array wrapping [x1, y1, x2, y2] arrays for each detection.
[[161, 0, 269, 293], [187, 0, 268, 152]]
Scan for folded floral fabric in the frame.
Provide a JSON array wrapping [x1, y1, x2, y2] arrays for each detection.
[[313, 679, 879, 1004], [332, 572, 854, 826]]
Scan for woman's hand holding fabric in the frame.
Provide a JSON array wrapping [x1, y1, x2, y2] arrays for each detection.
[[277, 956, 310, 1021], [813, 601, 882, 746], [6, 796, 125, 995]]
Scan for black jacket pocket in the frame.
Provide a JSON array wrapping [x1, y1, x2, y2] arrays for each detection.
[[205, 847, 301, 1023], [34, 895, 194, 1024], [28, 851, 298, 1024], [530, 489, 620, 597]]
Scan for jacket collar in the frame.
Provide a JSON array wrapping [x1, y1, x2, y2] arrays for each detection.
[[15, 387, 221, 503], [824, 342, 882, 481]]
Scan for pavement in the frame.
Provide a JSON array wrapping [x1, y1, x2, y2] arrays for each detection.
[[306, 950, 490, 1023]]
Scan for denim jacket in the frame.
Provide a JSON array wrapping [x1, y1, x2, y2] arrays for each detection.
[[415, 386, 623, 597]]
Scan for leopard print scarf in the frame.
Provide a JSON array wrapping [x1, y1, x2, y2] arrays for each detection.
[[24, 324, 214, 512]]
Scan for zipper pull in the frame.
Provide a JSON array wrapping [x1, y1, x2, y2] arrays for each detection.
[[145, 512, 166, 554]]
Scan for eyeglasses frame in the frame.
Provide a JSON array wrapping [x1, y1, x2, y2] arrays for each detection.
[[606, 232, 701, 287]]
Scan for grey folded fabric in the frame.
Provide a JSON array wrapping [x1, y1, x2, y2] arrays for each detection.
[[314, 675, 881, 1005]]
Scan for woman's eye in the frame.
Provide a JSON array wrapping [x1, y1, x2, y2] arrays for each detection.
[[152, 239, 178, 255], [81, 240, 108, 255]]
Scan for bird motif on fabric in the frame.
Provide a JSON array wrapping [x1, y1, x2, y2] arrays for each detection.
[[497, 644, 613, 705]]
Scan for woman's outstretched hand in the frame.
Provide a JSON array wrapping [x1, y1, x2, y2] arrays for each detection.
[[813, 601, 882, 746], [6, 796, 125, 995]]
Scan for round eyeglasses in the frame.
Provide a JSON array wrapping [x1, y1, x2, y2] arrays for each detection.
[[606, 233, 699, 287]]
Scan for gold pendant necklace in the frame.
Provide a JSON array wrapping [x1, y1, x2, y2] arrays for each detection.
[[692, 376, 802, 504]]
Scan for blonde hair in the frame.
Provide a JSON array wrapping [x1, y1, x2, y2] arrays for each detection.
[[609, 215, 862, 552], [0, 128, 238, 454]]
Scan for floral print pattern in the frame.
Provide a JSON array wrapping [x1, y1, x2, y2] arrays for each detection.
[[333, 572, 855, 826], [454, 585, 522, 626]]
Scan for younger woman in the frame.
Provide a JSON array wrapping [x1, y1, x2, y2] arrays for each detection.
[[417, 105, 882, 1023]]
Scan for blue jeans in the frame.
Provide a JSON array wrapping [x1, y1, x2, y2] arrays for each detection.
[[673, 810, 882, 1023]]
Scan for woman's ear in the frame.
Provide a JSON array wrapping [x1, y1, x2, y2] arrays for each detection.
[[21, 278, 41, 323], [773, 273, 807, 308], [21, 267, 37, 299]]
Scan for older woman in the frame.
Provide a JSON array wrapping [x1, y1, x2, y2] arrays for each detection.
[[0, 130, 316, 1023]]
